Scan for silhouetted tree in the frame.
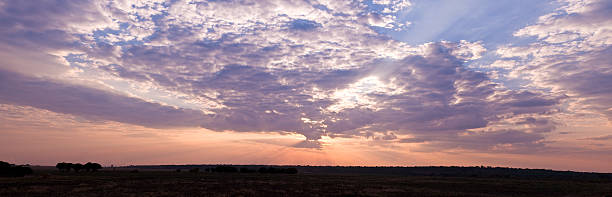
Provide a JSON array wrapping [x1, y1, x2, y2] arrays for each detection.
[[0, 161, 33, 177], [84, 162, 102, 172], [189, 168, 200, 173], [14, 166, 33, 176], [72, 163, 84, 172], [0, 161, 10, 168], [56, 162, 72, 172], [92, 163, 102, 171]]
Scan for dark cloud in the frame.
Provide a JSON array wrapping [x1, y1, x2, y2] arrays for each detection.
[[0, 69, 206, 128], [288, 19, 321, 31], [0, 0, 115, 76], [182, 44, 561, 151], [0, 0, 571, 153], [399, 138, 428, 143], [550, 47, 612, 120], [0, 0, 112, 32], [504, 0, 612, 122], [436, 130, 546, 153], [292, 140, 323, 149], [582, 135, 612, 141]]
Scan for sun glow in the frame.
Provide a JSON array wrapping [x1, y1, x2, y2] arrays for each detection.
[[327, 76, 402, 112]]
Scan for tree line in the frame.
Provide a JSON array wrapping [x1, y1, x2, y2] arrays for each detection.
[[56, 162, 102, 172], [197, 166, 298, 174], [0, 161, 33, 177]]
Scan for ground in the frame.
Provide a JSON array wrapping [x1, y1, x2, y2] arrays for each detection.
[[1, 167, 612, 196]]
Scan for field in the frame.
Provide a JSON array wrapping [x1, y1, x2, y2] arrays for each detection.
[[1, 167, 612, 197]]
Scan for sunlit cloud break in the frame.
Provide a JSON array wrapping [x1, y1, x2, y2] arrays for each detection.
[[0, 0, 611, 172]]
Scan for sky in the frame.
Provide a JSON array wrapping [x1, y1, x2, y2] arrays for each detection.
[[0, 0, 611, 172]]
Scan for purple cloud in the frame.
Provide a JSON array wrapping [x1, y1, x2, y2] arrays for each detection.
[[0, 69, 207, 128], [3, 0, 605, 154], [582, 135, 612, 141]]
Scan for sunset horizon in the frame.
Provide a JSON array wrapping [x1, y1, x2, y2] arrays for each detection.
[[2, 0, 612, 175]]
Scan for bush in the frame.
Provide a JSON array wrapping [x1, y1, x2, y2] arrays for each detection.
[[72, 163, 84, 172], [56, 162, 72, 172], [84, 162, 102, 172], [0, 161, 33, 177], [57, 162, 102, 172]]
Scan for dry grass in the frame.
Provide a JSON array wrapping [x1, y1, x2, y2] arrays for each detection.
[[1, 170, 611, 197]]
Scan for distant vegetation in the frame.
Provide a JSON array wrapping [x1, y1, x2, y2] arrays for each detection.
[[43, 162, 612, 180], [3, 165, 611, 197], [2, 163, 612, 196], [0, 161, 33, 177], [56, 162, 102, 172], [258, 167, 298, 174], [123, 164, 611, 180], [181, 166, 299, 174], [206, 166, 238, 173]]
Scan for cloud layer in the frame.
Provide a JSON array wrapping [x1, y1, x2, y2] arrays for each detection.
[[0, 0, 610, 154], [496, 0, 612, 121]]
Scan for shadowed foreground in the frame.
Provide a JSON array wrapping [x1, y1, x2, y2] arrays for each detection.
[[1, 168, 612, 197]]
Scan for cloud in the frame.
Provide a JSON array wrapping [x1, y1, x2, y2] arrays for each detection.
[[288, 19, 322, 31], [292, 140, 323, 149], [582, 135, 612, 141], [0, 0, 570, 153], [187, 43, 561, 151], [0, 0, 121, 76], [497, 0, 612, 121], [0, 69, 207, 128]]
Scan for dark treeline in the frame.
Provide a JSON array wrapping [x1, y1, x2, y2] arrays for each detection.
[[123, 165, 612, 180], [258, 167, 298, 174], [172, 166, 298, 174], [0, 161, 33, 177], [206, 165, 238, 173], [293, 166, 612, 180], [56, 162, 102, 172]]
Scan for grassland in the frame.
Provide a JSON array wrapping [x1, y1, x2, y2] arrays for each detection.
[[1, 167, 612, 197]]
